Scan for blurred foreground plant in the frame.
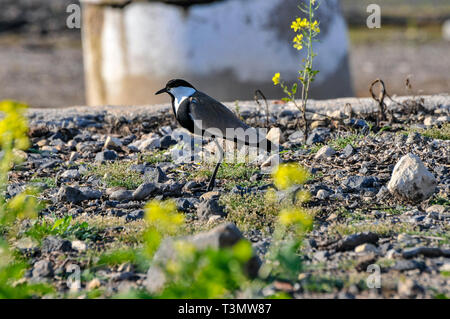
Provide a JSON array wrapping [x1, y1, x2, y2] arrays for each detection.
[[260, 163, 313, 281], [0, 100, 52, 298], [273, 0, 321, 141], [117, 199, 252, 299]]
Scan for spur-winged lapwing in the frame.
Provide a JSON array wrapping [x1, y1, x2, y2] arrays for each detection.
[[156, 79, 275, 191]]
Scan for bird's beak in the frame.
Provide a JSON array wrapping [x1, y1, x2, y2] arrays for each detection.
[[155, 88, 167, 95]]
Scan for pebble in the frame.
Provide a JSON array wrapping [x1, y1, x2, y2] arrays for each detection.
[[132, 183, 157, 200], [32, 260, 54, 278], [197, 199, 226, 220], [109, 189, 133, 201], [314, 146, 336, 160], [95, 150, 118, 162]]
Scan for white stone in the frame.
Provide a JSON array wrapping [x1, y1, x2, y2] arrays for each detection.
[[423, 116, 437, 126], [61, 169, 80, 179], [316, 189, 330, 200], [355, 243, 379, 254], [71, 240, 87, 252], [138, 137, 161, 151], [69, 152, 80, 162], [266, 127, 283, 145], [104, 136, 122, 149], [387, 153, 436, 202], [327, 110, 345, 119], [314, 146, 336, 160]]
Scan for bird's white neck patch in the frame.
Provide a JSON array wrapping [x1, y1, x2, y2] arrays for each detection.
[[170, 86, 196, 114]]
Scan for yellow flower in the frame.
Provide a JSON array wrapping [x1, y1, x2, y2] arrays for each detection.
[[272, 73, 281, 86], [311, 20, 320, 33], [291, 18, 309, 32], [279, 208, 313, 230], [0, 100, 30, 152], [293, 34, 304, 50], [145, 199, 184, 235], [272, 163, 310, 190]]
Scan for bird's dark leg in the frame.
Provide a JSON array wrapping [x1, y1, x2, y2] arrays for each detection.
[[207, 139, 224, 192]]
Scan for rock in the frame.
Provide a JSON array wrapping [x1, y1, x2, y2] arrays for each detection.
[[126, 209, 145, 221], [266, 127, 283, 145], [71, 240, 87, 252], [402, 247, 450, 259], [145, 223, 260, 293], [355, 252, 377, 272], [423, 116, 436, 126], [104, 136, 123, 150], [197, 199, 226, 221], [109, 189, 133, 201], [406, 132, 421, 145], [183, 181, 204, 192], [112, 272, 139, 282], [41, 145, 58, 153], [316, 189, 330, 200], [41, 159, 61, 169], [261, 154, 281, 169], [278, 109, 295, 118], [314, 146, 336, 159], [344, 118, 368, 130], [32, 260, 53, 278], [42, 236, 72, 253], [343, 176, 378, 191], [69, 152, 80, 162], [306, 131, 324, 145], [175, 198, 196, 212], [313, 251, 329, 262], [144, 166, 167, 183], [57, 186, 87, 204], [397, 279, 424, 297], [158, 182, 183, 196], [355, 243, 379, 254], [87, 278, 101, 290], [131, 136, 161, 151], [200, 191, 220, 201], [132, 183, 157, 200], [60, 169, 80, 179], [342, 144, 354, 158], [79, 187, 102, 200], [425, 205, 447, 215], [393, 259, 426, 272], [310, 120, 327, 130], [439, 263, 450, 272], [15, 237, 39, 255], [7, 183, 25, 198], [387, 153, 437, 202], [288, 131, 305, 144], [335, 232, 379, 251], [95, 150, 118, 162], [160, 135, 177, 149]]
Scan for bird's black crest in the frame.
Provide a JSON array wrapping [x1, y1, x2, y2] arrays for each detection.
[[165, 79, 196, 90]]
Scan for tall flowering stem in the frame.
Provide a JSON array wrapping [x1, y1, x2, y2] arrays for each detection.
[[272, 0, 321, 142]]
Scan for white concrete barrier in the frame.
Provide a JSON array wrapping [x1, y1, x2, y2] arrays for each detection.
[[80, 0, 353, 105]]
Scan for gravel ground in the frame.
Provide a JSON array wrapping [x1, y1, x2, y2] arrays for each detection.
[[7, 95, 449, 298]]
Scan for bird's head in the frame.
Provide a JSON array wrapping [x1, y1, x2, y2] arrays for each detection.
[[155, 79, 197, 97]]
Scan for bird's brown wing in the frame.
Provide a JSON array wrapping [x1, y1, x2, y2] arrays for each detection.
[[189, 91, 250, 136], [189, 92, 274, 152]]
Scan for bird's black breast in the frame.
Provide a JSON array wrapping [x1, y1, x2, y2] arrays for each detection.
[[175, 98, 195, 133]]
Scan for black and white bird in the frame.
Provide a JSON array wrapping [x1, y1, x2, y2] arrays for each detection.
[[155, 79, 276, 191]]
